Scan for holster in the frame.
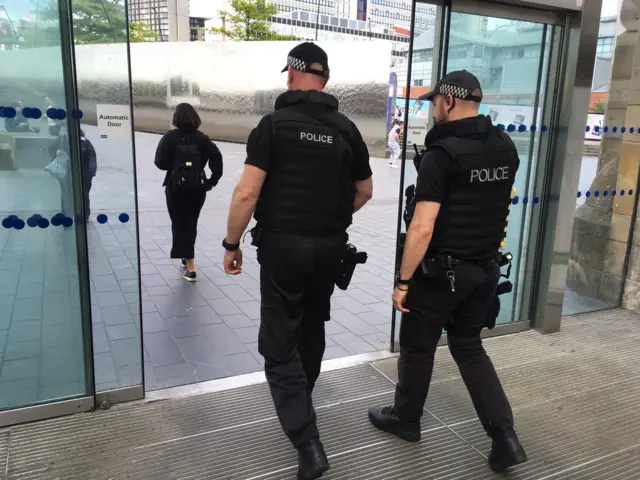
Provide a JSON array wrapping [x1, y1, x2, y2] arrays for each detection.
[[336, 243, 368, 291], [249, 225, 263, 247], [486, 280, 513, 329]]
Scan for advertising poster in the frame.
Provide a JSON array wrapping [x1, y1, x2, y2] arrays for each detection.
[[394, 98, 430, 146], [478, 104, 535, 128], [585, 113, 604, 140]]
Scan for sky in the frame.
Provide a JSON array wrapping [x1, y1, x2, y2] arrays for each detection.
[[189, 0, 622, 19]]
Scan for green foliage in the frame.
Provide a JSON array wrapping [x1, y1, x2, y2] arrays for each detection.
[[18, 0, 157, 47], [129, 21, 158, 42], [592, 101, 605, 114], [209, 0, 298, 41]]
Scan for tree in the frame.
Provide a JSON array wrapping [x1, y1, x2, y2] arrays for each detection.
[[24, 0, 156, 46], [592, 101, 605, 114], [129, 21, 158, 42], [209, 0, 298, 41]]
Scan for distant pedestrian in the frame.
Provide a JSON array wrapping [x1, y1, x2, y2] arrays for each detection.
[[155, 103, 223, 281]]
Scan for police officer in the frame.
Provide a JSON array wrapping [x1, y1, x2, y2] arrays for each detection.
[[368, 71, 527, 473], [222, 42, 373, 480]]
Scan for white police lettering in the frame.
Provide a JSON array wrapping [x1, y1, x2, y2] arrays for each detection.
[[300, 131, 333, 144], [470, 166, 509, 183]]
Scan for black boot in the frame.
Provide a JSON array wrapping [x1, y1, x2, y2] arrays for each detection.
[[297, 437, 330, 480], [488, 430, 528, 473], [368, 406, 421, 442]]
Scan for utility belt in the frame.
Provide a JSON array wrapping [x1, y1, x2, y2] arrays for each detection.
[[419, 251, 513, 330], [248, 224, 367, 291]]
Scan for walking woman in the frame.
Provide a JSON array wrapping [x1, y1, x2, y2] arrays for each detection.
[[155, 103, 223, 281]]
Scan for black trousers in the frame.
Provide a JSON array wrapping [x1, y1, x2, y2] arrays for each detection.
[[257, 232, 345, 448], [166, 188, 206, 259], [395, 261, 515, 438]]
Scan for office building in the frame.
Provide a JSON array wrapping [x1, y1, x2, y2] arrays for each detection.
[[128, 0, 190, 42]]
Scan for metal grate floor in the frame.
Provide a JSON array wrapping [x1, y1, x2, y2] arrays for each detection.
[[1, 309, 640, 479]]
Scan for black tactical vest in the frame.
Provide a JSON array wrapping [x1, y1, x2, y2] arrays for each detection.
[[426, 116, 519, 260], [254, 91, 355, 236]]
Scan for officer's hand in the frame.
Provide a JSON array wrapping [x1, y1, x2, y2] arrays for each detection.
[[392, 287, 410, 313], [224, 249, 243, 275]]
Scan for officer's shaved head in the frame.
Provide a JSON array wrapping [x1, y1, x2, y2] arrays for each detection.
[[288, 62, 329, 92]]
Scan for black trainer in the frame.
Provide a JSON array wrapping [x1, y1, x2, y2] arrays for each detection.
[[297, 438, 329, 480], [368, 406, 421, 442], [488, 430, 528, 473], [180, 258, 188, 268], [183, 271, 197, 282]]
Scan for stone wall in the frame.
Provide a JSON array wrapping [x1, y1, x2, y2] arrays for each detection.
[[567, 0, 640, 307]]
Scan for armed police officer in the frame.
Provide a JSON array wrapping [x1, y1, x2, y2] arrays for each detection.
[[222, 42, 373, 480], [368, 71, 528, 473]]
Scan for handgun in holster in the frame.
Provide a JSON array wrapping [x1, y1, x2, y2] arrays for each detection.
[[486, 252, 513, 330], [336, 243, 368, 291]]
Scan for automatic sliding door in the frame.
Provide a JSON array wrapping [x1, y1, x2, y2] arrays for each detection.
[[443, 3, 564, 326], [391, 0, 445, 348]]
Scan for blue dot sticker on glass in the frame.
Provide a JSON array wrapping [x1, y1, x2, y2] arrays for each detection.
[[595, 190, 600, 197], [97, 214, 108, 224], [622, 127, 627, 133], [119, 213, 130, 223], [62, 216, 73, 228], [4, 107, 16, 119], [27, 214, 42, 228], [621, 190, 626, 196], [507, 124, 515, 132], [51, 213, 64, 227], [71, 109, 84, 120], [586, 191, 591, 198], [512, 196, 519, 205], [586, 126, 590, 132], [631, 128, 636, 133], [577, 191, 582, 198], [518, 124, 526, 133], [541, 125, 548, 132], [603, 190, 609, 197], [2, 217, 12, 229], [604, 126, 609, 132], [613, 126, 618, 133], [497, 124, 505, 131], [523, 197, 529, 205], [530, 125, 537, 132], [534, 196, 540, 204], [629, 189, 634, 196], [38, 217, 50, 229], [14, 218, 25, 230], [612, 190, 617, 196], [595, 126, 600, 133]]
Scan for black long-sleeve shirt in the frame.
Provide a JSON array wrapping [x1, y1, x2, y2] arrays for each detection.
[[154, 129, 223, 188]]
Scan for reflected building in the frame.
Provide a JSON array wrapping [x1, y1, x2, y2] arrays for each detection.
[[128, 0, 189, 41]]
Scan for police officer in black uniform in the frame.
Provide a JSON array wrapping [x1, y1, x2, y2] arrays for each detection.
[[222, 42, 373, 480], [368, 71, 528, 473]]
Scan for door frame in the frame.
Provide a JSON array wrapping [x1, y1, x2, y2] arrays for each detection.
[[390, 0, 601, 350]]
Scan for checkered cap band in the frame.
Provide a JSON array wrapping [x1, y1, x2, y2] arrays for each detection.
[[288, 56, 308, 72], [438, 83, 470, 99]]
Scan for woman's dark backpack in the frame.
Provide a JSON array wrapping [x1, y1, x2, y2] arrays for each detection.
[[169, 135, 206, 191]]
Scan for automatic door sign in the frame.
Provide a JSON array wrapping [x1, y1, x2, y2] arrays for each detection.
[[97, 104, 132, 140]]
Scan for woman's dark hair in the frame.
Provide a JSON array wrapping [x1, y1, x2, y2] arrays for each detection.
[[172, 103, 201, 130]]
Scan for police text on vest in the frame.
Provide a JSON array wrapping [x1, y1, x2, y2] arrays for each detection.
[[300, 131, 333, 144], [470, 166, 509, 183]]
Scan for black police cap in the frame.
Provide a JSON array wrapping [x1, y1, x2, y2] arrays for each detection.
[[281, 42, 330, 78], [420, 70, 483, 103]]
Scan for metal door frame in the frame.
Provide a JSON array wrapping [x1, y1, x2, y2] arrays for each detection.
[[390, 0, 602, 350]]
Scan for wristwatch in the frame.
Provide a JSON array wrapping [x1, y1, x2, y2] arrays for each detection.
[[395, 273, 411, 289], [222, 238, 240, 251]]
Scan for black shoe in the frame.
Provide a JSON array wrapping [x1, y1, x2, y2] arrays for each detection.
[[180, 258, 188, 268], [183, 271, 197, 282], [488, 430, 528, 473], [368, 406, 421, 442], [297, 438, 330, 480]]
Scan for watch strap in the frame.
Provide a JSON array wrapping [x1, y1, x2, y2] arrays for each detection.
[[222, 238, 240, 251]]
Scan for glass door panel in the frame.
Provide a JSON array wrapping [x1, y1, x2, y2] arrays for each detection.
[[0, 0, 93, 411], [445, 11, 555, 324]]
